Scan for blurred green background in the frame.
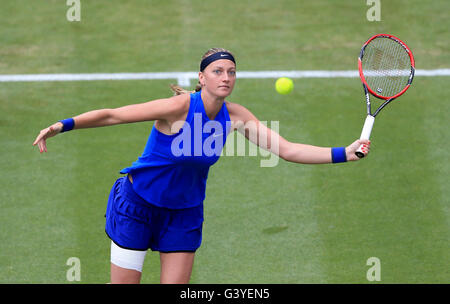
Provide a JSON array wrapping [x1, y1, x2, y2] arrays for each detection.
[[0, 0, 448, 283]]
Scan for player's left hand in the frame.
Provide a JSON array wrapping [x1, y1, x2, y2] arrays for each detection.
[[346, 139, 370, 161]]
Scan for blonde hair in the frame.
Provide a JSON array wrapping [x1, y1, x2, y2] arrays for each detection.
[[170, 48, 234, 95]]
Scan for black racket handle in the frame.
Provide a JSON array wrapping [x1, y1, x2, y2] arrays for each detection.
[[355, 151, 365, 158]]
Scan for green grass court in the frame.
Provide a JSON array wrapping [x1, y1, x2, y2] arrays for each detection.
[[0, 0, 448, 283]]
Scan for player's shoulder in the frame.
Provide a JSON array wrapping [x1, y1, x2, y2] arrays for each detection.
[[225, 101, 255, 122], [166, 92, 191, 115], [225, 100, 248, 115]]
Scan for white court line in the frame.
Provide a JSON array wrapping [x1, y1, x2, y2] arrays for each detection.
[[0, 69, 448, 86]]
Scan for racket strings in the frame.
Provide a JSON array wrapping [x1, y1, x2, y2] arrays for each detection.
[[362, 37, 411, 98]]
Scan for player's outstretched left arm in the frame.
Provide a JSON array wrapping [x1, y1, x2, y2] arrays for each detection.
[[227, 102, 370, 164], [277, 138, 370, 164]]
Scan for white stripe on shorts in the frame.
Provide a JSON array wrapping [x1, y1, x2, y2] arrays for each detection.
[[110, 241, 148, 272]]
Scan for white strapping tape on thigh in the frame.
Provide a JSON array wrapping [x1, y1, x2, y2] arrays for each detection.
[[110, 241, 148, 272]]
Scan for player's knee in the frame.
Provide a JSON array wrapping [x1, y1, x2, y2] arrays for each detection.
[[110, 263, 142, 284]]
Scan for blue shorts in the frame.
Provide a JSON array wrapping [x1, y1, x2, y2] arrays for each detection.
[[105, 176, 204, 252]]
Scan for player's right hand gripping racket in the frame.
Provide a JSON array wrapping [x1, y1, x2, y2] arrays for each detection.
[[355, 34, 415, 158]]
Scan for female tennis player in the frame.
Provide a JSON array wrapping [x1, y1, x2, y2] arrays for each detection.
[[32, 48, 370, 284]]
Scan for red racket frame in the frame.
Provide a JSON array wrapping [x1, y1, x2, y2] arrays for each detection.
[[358, 33, 415, 101]]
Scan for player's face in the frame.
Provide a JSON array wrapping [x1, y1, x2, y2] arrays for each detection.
[[200, 59, 236, 98]]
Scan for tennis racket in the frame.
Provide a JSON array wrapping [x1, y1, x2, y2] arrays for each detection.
[[355, 34, 415, 158]]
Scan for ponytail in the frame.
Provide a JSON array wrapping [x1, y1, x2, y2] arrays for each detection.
[[169, 82, 202, 96]]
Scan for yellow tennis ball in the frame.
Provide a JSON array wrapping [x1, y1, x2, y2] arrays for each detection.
[[275, 77, 294, 95]]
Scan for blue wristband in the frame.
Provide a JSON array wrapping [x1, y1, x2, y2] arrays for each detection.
[[59, 118, 75, 133], [331, 147, 347, 163]]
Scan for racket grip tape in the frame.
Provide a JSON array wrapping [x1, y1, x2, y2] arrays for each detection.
[[356, 115, 375, 158]]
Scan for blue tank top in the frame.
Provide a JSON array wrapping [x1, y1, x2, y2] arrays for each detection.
[[120, 90, 231, 209]]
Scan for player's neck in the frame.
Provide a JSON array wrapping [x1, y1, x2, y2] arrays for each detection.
[[201, 90, 225, 120]]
